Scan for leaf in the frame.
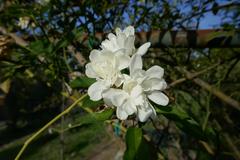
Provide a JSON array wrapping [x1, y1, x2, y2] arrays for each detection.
[[124, 127, 143, 160], [155, 105, 216, 141], [70, 76, 96, 88], [81, 95, 103, 109], [93, 109, 114, 121], [0, 79, 11, 93], [28, 40, 53, 55], [75, 108, 114, 125], [175, 90, 203, 122], [124, 127, 157, 160], [54, 39, 69, 53]]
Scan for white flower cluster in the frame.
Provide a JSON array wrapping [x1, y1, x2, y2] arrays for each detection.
[[85, 26, 169, 122]]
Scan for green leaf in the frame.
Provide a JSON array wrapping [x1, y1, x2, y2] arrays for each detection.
[[124, 127, 143, 160], [73, 109, 114, 126], [155, 105, 216, 141], [70, 76, 96, 88], [124, 127, 157, 160], [28, 40, 54, 55], [175, 90, 203, 122], [81, 95, 104, 109], [54, 39, 69, 53], [93, 109, 114, 121]]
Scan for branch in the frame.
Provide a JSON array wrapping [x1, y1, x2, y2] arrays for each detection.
[[168, 62, 219, 88], [67, 45, 87, 66], [178, 68, 240, 111], [14, 94, 87, 160], [0, 26, 87, 66], [0, 27, 28, 47], [178, 2, 240, 27], [223, 133, 240, 160]]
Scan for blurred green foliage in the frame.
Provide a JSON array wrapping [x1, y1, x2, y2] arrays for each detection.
[[0, 0, 240, 159]]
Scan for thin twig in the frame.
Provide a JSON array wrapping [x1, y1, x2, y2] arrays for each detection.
[[14, 94, 87, 160], [0, 27, 28, 47], [60, 82, 65, 160], [223, 133, 240, 160], [0, 26, 87, 66], [168, 62, 219, 88]]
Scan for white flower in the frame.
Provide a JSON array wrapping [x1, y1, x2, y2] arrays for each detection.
[[17, 17, 30, 29], [102, 81, 156, 122], [102, 54, 169, 122], [128, 54, 169, 106], [85, 49, 130, 101], [101, 26, 151, 56], [85, 25, 169, 122]]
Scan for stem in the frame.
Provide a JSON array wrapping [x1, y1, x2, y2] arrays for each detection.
[[30, 15, 50, 42], [60, 82, 65, 160], [14, 93, 88, 160], [202, 93, 212, 131]]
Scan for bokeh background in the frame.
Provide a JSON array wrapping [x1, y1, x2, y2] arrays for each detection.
[[0, 0, 240, 159]]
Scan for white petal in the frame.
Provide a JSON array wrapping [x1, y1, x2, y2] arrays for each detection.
[[130, 54, 142, 75], [102, 88, 128, 107], [101, 50, 116, 67], [146, 65, 164, 79], [131, 69, 146, 83], [142, 79, 167, 91], [147, 91, 169, 106], [123, 80, 138, 93], [107, 33, 118, 49], [137, 105, 153, 122], [123, 74, 131, 81], [114, 73, 130, 87], [102, 90, 115, 107], [116, 107, 128, 120], [122, 99, 137, 115], [115, 27, 122, 36], [130, 85, 143, 98], [136, 42, 151, 56], [85, 63, 98, 78], [89, 49, 101, 62], [125, 35, 135, 48], [114, 75, 124, 87], [101, 40, 113, 51], [88, 81, 109, 101], [123, 26, 135, 36], [115, 53, 130, 70], [116, 33, 126, 49], [107, 33, 116, 40], [148, 102, 157, 118], [125, 35, 135, 55]]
